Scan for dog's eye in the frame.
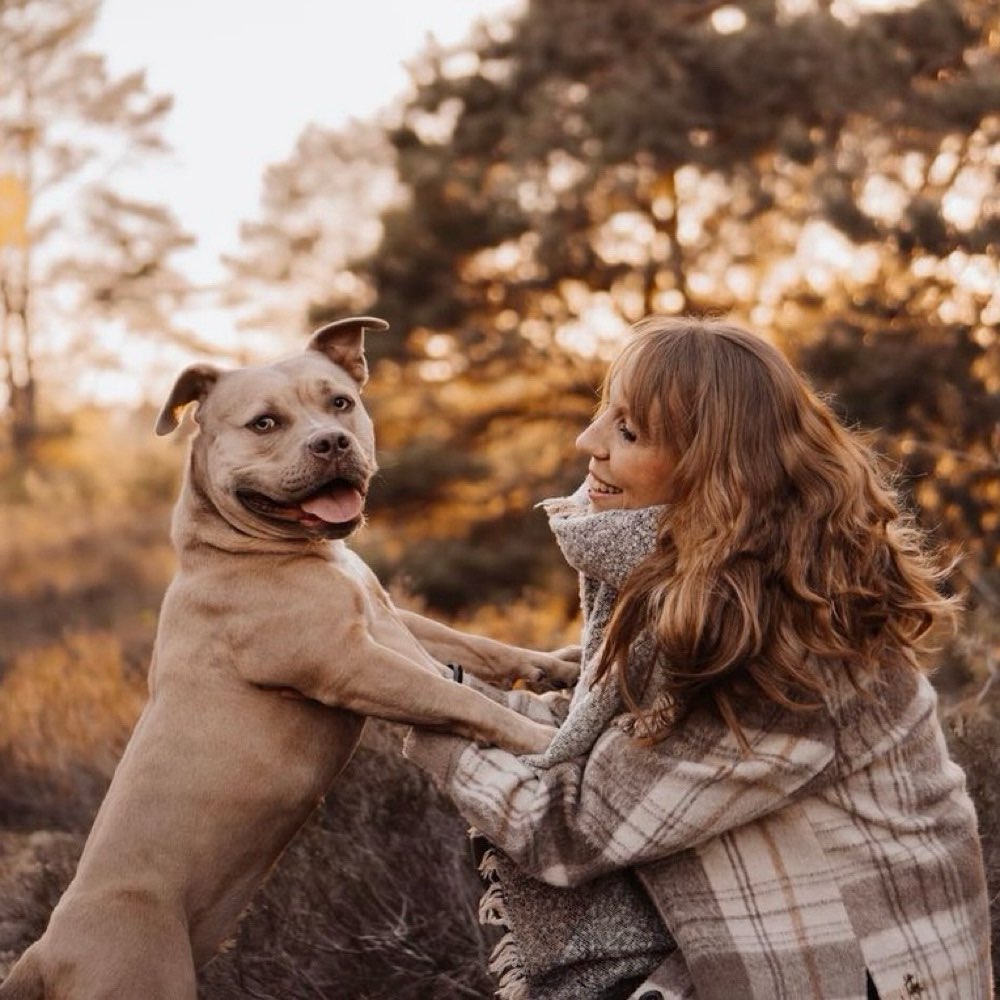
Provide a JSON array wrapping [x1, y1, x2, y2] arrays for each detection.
[[249, 415, 279, 433], [330, 396, 354, 412]]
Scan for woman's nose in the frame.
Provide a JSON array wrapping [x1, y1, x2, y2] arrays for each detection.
[[576, 419, 605, 457]]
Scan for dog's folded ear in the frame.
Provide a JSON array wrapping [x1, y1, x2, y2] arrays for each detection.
[[308, 316, 389, 386], [155, 364, 222, 436]]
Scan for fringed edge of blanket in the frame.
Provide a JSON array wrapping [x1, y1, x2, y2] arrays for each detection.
[[478, 845, 531, 1000]]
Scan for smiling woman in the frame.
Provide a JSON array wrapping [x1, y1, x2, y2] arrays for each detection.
[[404, 314, 993, 1000]]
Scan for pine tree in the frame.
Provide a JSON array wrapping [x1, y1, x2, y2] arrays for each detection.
[[229, 0, 998, 612], [0, 0, 193, 461]]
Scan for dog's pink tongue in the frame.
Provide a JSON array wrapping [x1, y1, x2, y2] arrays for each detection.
[[300, 486, 363, 523]]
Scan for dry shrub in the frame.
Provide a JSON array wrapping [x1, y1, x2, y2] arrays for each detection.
[[0, 831, 83, 975], [0, 631, 144, 830], [944, 711, 1000, 987], [0, 724, 495, 998], [0, 721, 496, 998], [0, 631, 144, 773]]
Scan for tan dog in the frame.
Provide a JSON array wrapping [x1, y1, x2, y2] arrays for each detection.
[[0, 317, 576, 1000]]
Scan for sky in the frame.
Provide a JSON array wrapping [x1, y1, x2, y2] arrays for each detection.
[[88, 0, 520, 289], [78, 0, 522, 403]]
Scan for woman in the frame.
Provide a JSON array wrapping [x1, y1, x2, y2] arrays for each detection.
[[404, 317, 992, 999]]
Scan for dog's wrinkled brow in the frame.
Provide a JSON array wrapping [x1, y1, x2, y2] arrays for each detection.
[[311, 378, 351, 397], [233, 397, 286, 424]]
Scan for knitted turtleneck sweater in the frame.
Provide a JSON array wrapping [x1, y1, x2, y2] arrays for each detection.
[[474, 489, 677, 999]]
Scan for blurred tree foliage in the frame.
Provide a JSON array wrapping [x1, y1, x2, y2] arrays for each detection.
[[222, 119, 401, 356], [230, 0, 998, 621], [0, 0, 194, 463]]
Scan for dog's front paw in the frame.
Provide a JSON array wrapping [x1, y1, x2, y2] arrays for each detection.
[[512, 721, 558, 755], [529, 645, 581, 689]]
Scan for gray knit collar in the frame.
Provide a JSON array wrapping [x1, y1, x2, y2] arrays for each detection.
[[527, 485, 667, 767], [541, 483, 666, 587]]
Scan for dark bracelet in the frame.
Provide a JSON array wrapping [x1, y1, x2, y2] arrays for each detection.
[[447, 662, 464, 684]]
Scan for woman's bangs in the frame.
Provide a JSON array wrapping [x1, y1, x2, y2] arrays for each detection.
[[612, 342, 670, 440]]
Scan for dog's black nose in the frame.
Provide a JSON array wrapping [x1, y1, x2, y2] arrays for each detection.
[[308, 431, 351, 457]]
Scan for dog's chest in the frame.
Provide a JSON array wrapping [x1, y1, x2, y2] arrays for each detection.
[[327, 545, 437, 670], [329, 545, 393, 619]]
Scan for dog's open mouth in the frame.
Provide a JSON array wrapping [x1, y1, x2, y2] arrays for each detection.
[[237, 478, 366, 532]]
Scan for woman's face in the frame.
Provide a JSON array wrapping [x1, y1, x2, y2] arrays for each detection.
[[575, 375, 675, 511]]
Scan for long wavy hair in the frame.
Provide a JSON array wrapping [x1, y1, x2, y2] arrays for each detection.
[[593, 317, 956, 747]]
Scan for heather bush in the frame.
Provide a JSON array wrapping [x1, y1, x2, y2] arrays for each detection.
[[0, 724, 498, 999], [197, 723, 498, 1000], [944, 709, 1000, 988]]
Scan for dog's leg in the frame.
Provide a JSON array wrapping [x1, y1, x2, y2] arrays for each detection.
[[293, 635, 556, 755], [17, 898, 199, 1000], [0, 948, 43, 1000], [396, 609, 579, 688]]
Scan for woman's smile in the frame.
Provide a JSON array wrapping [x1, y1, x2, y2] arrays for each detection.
[[586, 470, 624, 502]]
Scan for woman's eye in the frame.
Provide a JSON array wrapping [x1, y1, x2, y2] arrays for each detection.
[[249, 415, 279, 433], [331, 395, 354, 411], [618, 421, 637, 443]]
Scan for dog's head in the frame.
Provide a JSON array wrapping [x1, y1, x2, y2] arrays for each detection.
[[155, 316, 388, 541]]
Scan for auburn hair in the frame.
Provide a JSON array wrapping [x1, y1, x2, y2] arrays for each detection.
[[593, 317, 956, 747]]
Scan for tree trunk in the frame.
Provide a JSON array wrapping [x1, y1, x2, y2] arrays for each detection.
[[0, 257, 37, 464]]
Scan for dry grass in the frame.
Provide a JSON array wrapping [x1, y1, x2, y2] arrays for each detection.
[[0, 831, 82, 969], [0, 631, 144, 774], [0, 632, 145, 832]]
